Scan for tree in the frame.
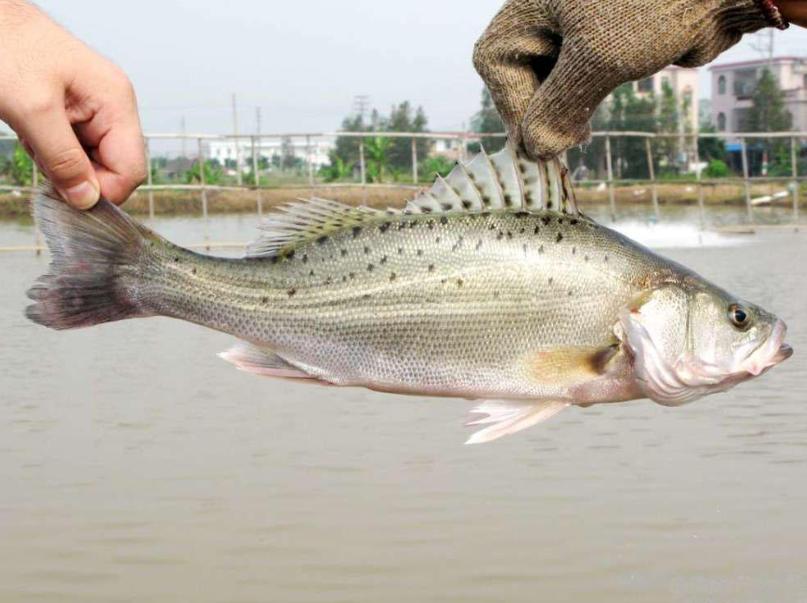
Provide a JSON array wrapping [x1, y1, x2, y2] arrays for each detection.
[[386, 101, 430, 172], [744, 68, 793, 175], [363, 136, 392, 183], [698, 122, 726, 163], [332, 101, 430, 181], [10, 143, 33, 186], [470, 87, 505, 152], [184, 160, 222, 185]]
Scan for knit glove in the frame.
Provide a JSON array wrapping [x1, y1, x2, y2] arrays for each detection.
[[473, 0, 787, 158]]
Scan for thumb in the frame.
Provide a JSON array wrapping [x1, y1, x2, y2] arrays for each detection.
[[520, 48, 613, 159], [17, 106, 100, 209]]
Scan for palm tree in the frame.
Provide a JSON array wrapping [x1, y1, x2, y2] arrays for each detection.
[[364, 136, 392, 183]]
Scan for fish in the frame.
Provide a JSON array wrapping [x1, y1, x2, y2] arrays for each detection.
[[26, 145, 793, 444]]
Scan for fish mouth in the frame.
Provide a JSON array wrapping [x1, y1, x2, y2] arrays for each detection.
[[743, 320, 793, 377]]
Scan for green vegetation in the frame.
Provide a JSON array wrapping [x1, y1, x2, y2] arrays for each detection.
[[703, 159, 729, 179], [745, 68, 793, 177], [332, 101, 430, 183], [184, 160, 223, 185], [10, 143, 34, 186], [419, 155, 454, 181]]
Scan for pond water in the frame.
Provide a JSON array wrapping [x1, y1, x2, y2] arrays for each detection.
[[1, 205, 805, 602]]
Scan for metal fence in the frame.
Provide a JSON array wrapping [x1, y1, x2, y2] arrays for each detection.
[[1, 129, 805, 225]]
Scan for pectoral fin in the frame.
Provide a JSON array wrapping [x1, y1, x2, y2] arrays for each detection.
[[465, 400, 569, 445]]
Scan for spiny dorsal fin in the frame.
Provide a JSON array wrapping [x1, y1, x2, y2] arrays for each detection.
[[405, 144, 578, 216], [246, 197, 382, 258]]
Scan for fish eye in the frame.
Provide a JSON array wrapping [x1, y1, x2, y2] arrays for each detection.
[[729, 304, 751, 330]]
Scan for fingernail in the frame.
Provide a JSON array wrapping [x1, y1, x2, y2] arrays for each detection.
[[62, 181, 100, 210]]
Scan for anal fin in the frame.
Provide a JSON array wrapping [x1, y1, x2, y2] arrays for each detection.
[[465, 400, 569, 445], [219, 342, 314, 380]]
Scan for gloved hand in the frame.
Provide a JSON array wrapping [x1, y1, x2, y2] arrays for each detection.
[[473, 0, 787, 159]]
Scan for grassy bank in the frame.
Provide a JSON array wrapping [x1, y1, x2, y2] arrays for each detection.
[[1, 181, 805, 220]]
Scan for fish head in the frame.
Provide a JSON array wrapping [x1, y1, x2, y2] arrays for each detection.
[[618, 284, 792, 406]]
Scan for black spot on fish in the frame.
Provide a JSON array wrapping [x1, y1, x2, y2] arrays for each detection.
[[481, 211, 492, 218], [379, 222, 391, 233], [488, 224, 496, 231], [341, 249, 348, 257], [428, 220, 435, 230], [398, 247, 404, 255], [191, 268, 197, 275], [352, 226, 362, 238], [584, 255, 590, 262], [524, 193, 532, 206], [463, 200, 473, 210], [519, 227, 526, 234], [325, 276, 333, 285], [364, 246, 371, 255], [440, 278, 448, 285], [417, 249, 424, 257], [287, 250, 296, 260], [302, 254, 309, 264], [367, 263, 375, 272], [539, 245, 545, 254], [479, 197, 489, 207], [556, 232, 563, 243], [363, 293, 372, 300], [428, 264, 435, 273], [557, 218, 564, 226], [568, 290, 573, 297], [534, 225, 540, 235], [541, 216, 551, 226], [440, 216, 449, 226], [342, 275, 348, 283], [397, 222, 407, 231], [442, 203, 453, 212], [523, 243, 528, 255], [380, 256, 388, 265], [261, 296, 268, 304], [309, 270, 315, 277], [287, 288, 297, 297], [503, 194, 512, 206], [604, 255, 609, 263], [570, 219, 579, 226], [456, 278, 464, 288], [493, 291, 500, 299], [515, 211, 529, 219], [173, 256, 180, 263], [572, 246, 576, 255], [349, 272, 356, 280], [435, 237, 442, 244], [506, 231, 513, 240], [389, 272, 397, 282], [422, 207, 433, 214], [549, 277, 554, 285], [317, 236, 328, 246], [270, 256, 279, 265], [496, 232, 504, 241], [475, 240, 483, 251]]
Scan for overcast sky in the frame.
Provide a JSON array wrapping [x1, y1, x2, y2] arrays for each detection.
[[13, 1, 807, 136]]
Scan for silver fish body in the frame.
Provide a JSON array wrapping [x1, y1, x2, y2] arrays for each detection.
[[27, 147, 792, 443]]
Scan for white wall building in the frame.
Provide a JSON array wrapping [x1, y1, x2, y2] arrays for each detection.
[[628, 66, 700, 134], [710, 56, 807, 136], [206, 137, 334, 171]]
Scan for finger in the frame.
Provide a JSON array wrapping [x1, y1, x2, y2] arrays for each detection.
[[520, 47, 613, 159], [473, 0, 558, 144], [15, 105, 100, 209], [74, 103, 146, 205]]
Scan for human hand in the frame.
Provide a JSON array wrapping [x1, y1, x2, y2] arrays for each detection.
[[474, 0, 787, 159], [0, 0, 146, 208]]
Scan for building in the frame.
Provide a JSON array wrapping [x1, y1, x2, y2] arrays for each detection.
[[205, 137, 334, 171], [710, 56, 807, 135], [628, 66, 700, 134]]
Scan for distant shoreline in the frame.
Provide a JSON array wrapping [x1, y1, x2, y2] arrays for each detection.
[[0, 182, 803, 220]]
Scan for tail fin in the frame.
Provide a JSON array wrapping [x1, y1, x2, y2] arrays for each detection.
[[26, 190, 152, 330]]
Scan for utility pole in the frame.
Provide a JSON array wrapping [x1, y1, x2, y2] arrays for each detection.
[[180, 115, 187, 158], [232, 93, 243, 186], [353, 95, 371, 122]]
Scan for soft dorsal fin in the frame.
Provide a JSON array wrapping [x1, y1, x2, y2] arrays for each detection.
[[405, 144, 578, 216], [247, 197, 383, 258]]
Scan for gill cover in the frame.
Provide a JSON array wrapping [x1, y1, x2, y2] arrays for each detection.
[[618, 288, 728, 407]]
